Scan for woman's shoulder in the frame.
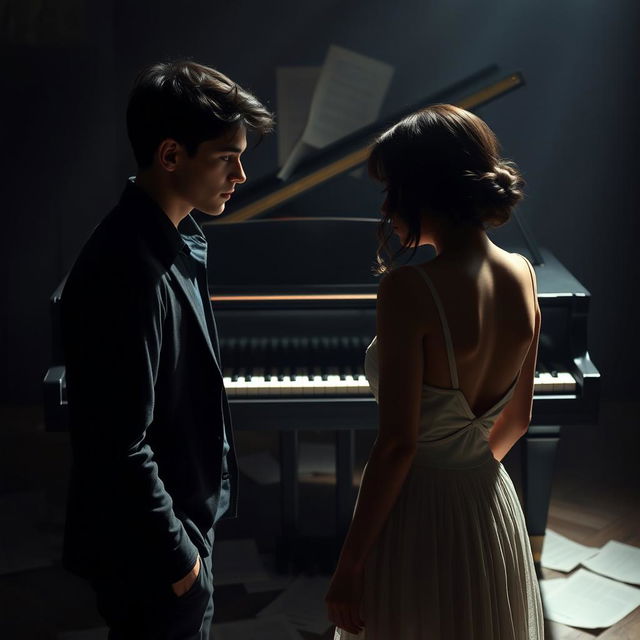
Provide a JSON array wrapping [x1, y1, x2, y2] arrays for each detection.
[[378, 263, 431, 294], [376, 264, 440, 329]]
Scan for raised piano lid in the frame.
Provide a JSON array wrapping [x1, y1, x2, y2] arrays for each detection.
[[199, 65, 525, 225]]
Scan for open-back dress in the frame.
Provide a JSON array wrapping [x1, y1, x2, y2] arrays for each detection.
[[334, 263, 544, 639]]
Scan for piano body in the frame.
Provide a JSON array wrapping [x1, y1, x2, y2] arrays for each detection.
[[43, 65, 600, 568]]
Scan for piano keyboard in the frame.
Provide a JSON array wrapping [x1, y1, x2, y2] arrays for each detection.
[[222, 369, 576, 397], [219, 336, 577, 397], [223, 374, 370, 396]]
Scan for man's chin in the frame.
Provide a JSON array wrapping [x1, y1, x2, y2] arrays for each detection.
[[200, 204, 225, 217]]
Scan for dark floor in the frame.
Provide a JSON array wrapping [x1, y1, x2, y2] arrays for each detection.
[[0, 400, 638, 639]]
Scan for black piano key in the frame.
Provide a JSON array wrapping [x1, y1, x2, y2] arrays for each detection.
[[299, 337, 310, 368], [223, 337, 236, 368], [319, 340, 330, 378]]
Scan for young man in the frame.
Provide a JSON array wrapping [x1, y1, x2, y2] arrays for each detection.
[[60, 61, 273, 639]]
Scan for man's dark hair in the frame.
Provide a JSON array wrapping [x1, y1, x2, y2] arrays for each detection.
[[127, 60, 274, 168]]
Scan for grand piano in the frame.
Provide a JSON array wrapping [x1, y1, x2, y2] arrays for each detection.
[[44, 65, 600, 569]]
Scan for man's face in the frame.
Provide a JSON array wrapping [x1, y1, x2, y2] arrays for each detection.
[[173, 125, 248, 216]]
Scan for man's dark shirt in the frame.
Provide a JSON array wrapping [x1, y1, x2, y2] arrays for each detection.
[[174, 224, 230, 523], [61, 179, 237, 585]]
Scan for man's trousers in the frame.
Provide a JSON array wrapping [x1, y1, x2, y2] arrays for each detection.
[[90, 530, 215, 640]]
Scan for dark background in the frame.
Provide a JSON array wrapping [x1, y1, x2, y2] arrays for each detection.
[[2, 0, 639, 406]]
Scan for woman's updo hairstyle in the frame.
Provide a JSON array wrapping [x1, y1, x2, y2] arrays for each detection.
[[367, 104, 524, 273]]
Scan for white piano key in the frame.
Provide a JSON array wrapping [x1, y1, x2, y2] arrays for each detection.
[[537, 372, 556, 393], [258, 375, 279, 396], [347, 375, 362, 394], [557, 372, 576, 392]]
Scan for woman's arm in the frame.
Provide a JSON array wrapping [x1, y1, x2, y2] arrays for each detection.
[[488, 256, 541, 463], [335, 268, 424, 571], [488, 413, 529, 462]]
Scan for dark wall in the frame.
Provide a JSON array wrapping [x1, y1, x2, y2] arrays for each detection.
[[1, 1, 117, 404], [2, 0, 639, 404]]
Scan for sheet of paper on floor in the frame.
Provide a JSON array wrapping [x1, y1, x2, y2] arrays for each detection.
[[244, 552, 295, 593], [0, 490, 56, 574], [299, 442, 335, 475], [540, 568, 640, 628], [237, 451, 280, 485], [540, 528, 600, 572], [211, 614, 304, 640], [244, 574, 295, 594], [213, 538, 270, 585], [257, 575, 332, 635], [539, 577, 565, 602], [581, 539, 640, 585], [58, 627, 108, 640]]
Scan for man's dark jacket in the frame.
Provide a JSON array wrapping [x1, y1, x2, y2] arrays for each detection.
[[60, 180, 238, 586]]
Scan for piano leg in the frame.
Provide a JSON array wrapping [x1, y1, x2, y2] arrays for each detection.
[[335, 429, 355, 543], [278, 430, 299, 571], [276, 428, 356, 572], [521, 426, 560, 563]]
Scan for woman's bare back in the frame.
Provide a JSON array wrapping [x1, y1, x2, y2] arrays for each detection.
[[411, 245, 538, 419]]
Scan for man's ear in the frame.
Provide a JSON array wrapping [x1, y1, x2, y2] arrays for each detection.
[[156, 138, 181, 172]]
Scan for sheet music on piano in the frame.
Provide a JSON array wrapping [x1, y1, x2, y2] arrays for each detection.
[[276, 66, 321, 167], [277, 45, 394, 180]]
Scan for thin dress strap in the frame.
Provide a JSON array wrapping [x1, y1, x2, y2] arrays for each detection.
[[411, 266, 459, 388], [512, 253, 537, 309]]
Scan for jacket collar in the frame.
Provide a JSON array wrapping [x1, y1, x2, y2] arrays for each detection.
[[117, 178, 222, 377], [117, 177, 200, 269]]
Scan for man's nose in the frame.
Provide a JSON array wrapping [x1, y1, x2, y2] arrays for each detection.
[[231, 160, 246, 184]]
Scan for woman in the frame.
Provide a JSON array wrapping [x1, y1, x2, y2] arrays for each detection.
[[325, 104, 544, 639]]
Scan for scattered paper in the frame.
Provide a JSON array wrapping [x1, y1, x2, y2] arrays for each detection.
[[237, 442, 336, 485], [540, 528, 600, 572], [244, 553, 294, 593], [278, 45, 393, 180], [299, 442, 335, 475], [211, 614, 304, 640], [244, 574, 295, 594], [213, 538, 270, 586], [0, 490, 56, 574], [540, 568, 640, 629], [58, 628, 108, 640], [238, 451, 280, 485], [582, 540, 640, 585], [0, 490, 46, 519], [539, 577, 565, 601], [257, 575, 331, 635], [276, 66, 322, 166]]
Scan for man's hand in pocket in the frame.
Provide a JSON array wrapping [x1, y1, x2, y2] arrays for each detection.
[[171, 554, 201, 597]]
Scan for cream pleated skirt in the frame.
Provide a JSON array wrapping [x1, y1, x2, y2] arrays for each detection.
[[334, 458, 544, 639]]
